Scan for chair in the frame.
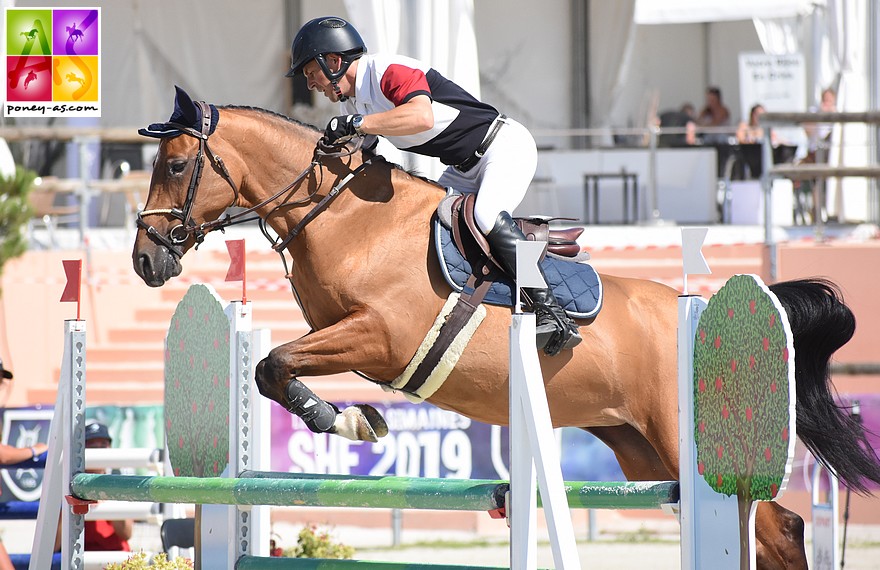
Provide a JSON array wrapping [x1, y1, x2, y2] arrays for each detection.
[[90, 169, 152, 230], [27, 177, 81, 248], [160, 517, 195, 553]]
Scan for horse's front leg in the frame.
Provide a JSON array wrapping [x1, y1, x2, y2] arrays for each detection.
[[254, 309, 394, 442]]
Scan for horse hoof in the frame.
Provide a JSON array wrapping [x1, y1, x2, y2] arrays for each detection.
[[355, 404, 389, 438], [333, 404, 389, 442]]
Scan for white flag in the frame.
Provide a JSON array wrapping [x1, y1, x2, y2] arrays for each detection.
[[681, 227, 711, 276], [515, 240, 547, 289]]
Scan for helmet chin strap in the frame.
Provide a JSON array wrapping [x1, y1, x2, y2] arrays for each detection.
[[317, 54, 351, 102], [331, 80, 348, 102]]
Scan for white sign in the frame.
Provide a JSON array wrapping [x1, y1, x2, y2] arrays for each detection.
[[738, 52, 806, 120], [515, 240, 548, 289], [811, 505, 837, 570]]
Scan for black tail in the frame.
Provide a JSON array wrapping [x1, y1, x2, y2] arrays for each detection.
[[769, 278, 880, 493]]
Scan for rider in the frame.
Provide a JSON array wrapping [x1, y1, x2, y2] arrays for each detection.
[[287, 16, 581, 356]]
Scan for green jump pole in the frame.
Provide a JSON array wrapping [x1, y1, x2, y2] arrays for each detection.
[[71, 473, 508, 511], [553, 480, 679, 510], [243, 471, 679, 510], [235, 557, 509, 570], [73, 473, 678, 512]]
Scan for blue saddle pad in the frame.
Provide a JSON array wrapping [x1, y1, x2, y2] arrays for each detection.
[[433, 217, 603, 319]]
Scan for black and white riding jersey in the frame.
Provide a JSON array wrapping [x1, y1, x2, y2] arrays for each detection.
[[341, 53, 498, 166]]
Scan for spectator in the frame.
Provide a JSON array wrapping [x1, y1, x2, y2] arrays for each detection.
[[736, 103, 778, 145], [0, 361, 48, 463], [804, 87, 837, 162], [0, 360, 44, 570], [696, 86, 731, 144], [796, 87, 838, 224], [55, 421, 133, 552], [658, 103, 697, 147], [270, 538, 283, 557]]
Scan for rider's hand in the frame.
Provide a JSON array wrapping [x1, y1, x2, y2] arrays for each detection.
[[322, 114, 363, 145]]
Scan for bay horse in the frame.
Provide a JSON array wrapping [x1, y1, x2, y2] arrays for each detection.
[[132, 92, 880, 569]]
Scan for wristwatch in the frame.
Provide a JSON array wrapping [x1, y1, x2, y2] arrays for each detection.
[[351, 114, 366, 136]]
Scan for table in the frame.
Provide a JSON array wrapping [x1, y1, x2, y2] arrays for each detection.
[[582, 171, 639, 224]]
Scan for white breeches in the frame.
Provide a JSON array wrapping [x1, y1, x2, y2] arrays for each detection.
[[437, 117, 538, 234]]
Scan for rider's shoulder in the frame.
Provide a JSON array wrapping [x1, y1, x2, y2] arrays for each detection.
[[368, 53, 430, 75]]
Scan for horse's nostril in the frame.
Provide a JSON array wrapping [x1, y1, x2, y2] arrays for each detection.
[[135, 253, 151, 278]]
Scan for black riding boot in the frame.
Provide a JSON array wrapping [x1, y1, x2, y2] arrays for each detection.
[[484, 212, 582, 355]]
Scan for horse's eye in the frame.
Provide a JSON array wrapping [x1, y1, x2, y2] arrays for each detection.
[[169, 160, 187, 176]]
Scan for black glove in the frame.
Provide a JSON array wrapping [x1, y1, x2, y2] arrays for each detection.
[[323, 114, 361, 145]]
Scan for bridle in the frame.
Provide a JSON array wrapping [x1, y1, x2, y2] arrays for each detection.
[[137, 100, 242, 259], [137, 100, 371, 260]]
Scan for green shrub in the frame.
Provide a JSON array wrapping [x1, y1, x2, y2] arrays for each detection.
[[104, 551, 193, 569], [0, 166, 36, 278], [283, 523, 355, 559]]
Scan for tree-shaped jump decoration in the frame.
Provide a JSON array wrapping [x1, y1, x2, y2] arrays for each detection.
[[693, 274, 796, 569], [164, 284, 231, 477]]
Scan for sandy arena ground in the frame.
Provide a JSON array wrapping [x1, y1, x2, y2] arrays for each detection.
[[5, 517, 880, 568]]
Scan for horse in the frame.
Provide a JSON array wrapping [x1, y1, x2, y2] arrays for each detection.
[[65, 72, 85, 87], [66, 24, 83, 43], [24, 71, 37, 90], [20, 29, 38, 41], [132, 91, 880, 569]]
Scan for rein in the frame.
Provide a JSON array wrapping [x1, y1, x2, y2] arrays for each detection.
[[137, 102, 368, 260]]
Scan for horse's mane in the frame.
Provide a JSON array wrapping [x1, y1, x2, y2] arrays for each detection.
[[219, 104, 320, 133], [218, 104, 438, 185]]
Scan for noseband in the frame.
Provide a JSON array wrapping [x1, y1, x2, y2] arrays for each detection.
[[137, 100, 242, 259]]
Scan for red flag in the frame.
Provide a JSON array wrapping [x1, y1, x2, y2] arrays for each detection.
[[225, 239, 245, 282], [60, 260, 82, 302], [225, 239, 247, 304]]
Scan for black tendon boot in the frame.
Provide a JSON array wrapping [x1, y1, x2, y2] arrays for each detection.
[[285, 378, 339, 433], [484, 212, 582, 355]]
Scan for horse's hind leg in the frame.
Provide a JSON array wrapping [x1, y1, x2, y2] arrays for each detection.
[[754, 502, 807, 570], [586, 425, 807, 569], [586, 424, 676, 480]]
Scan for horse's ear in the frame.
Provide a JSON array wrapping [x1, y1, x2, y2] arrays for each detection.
[[138, 85, 214, 139], [171, 85, 199, 127]]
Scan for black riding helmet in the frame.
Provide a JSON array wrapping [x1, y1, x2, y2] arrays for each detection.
[[286, 17, 367, 80]]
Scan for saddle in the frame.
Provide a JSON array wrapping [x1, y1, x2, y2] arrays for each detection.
[[389, 191, 602, 400], [441, 193, 588, 278]]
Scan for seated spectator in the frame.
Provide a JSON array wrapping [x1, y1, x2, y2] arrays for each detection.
[[696, 86, 731, 144], [803, 87, 837, 163], [55, 421, 133, 552], [0, 360, 49, 464], [270, 538, 284, 557], [658, 103, 697, 147], [736, 103, 779, 146], [0, 360, 45, 570], [795, 87, 837, 223]]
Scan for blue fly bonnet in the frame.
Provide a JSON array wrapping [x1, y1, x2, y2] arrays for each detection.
[[139, 85, 218, 139]]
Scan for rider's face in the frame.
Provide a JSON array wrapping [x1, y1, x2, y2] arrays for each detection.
[[302, 55, 346, 102]]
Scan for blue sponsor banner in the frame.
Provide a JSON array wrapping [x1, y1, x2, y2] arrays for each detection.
[[271, 395, 880, 487], [269, 400, 627, 481]]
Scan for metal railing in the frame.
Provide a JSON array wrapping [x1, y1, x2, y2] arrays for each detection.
[[759, 111, 880, 278]]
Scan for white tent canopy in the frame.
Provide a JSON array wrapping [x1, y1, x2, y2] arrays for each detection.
[[634, 0, 821, 25]]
